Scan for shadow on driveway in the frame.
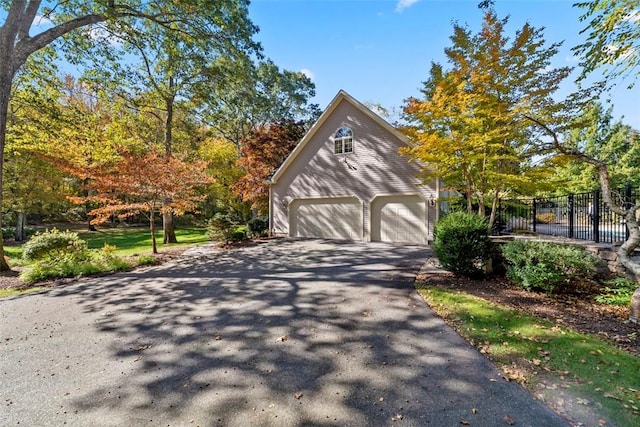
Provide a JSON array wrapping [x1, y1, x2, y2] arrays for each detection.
[[0, 239, 567, 426]]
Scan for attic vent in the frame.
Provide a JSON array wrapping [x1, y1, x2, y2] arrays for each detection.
[[334, 126, 353, 154]]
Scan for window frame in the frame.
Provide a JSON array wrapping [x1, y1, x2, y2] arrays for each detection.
[[333, 126, 354, 155]]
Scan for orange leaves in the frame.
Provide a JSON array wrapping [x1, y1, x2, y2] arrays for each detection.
[[232, 119, 306, 213], [67, 148, 212, 224]]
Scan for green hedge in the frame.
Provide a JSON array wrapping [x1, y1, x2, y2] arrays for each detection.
[[433, 212, 492, 278]]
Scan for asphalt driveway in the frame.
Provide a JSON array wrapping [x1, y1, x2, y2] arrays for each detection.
[[1, 239, 567, 426]]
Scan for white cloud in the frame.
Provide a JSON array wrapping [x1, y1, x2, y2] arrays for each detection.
[[395, 0, 421, 13], [300, 68, 315, 81]]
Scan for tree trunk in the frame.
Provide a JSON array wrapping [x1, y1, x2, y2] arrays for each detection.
[[161, 88, 177, 243], [162, 210, 177, 244], [150, 207, 158, 254], [0, 58, 13, 271], [488, 189, 501, 230], [14, 211, 25, 242]]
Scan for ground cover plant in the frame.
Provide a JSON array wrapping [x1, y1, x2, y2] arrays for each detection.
[[0, 226, 209, 291], [501, 240, 598, 294], [416, 276, 640, 427]]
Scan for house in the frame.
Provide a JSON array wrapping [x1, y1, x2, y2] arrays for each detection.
[[267, 90, 439, 245]]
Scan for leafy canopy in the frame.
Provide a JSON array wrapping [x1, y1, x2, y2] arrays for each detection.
[[402, 8, 571, 225]]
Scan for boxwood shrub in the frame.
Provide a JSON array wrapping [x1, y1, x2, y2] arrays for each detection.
[[433, 211, 492, 278]]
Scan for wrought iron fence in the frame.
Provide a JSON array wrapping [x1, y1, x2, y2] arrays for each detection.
[[496, 185, 639, 244]]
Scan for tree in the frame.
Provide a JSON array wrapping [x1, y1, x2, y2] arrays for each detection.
[[198, 136, 250, 218], [567, 1, 640, 322], [574, 0, 640, 87], [202, 57, 320, 147], [80, 10, 259, 244], [0, 1, 257, 271], [3, 50, 69, 240], [68, 148, 212, 254], [402, 8, 571, 227], [553, 102, 640, 193], [232, 119, 306, 214]]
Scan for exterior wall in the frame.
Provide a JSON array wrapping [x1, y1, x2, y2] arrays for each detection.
[[271, 98, 437, 242]]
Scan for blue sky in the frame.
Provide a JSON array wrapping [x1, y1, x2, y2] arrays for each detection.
[[249, 0, 640, 128]]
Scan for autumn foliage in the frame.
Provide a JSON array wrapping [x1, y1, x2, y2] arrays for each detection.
[[67, 148, 212, 253], [233, 119, 306, 213]]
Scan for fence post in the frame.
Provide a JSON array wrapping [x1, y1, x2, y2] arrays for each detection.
[[568, 194, 574, 238], [593, 189, 600, 243], [532, 198, 537, 233], [625, 184, 632, 240]]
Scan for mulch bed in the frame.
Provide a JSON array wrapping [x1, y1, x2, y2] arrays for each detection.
[[419, 271, 639, 357]]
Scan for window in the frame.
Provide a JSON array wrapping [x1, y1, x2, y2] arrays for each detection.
[[333, 126, 353, 154]]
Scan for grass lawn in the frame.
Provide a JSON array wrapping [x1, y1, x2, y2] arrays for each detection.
[[78, 226, 210, 256], [1, 226, 209, 293], [4, 226, 209, 261], [416, 283, 640, 426]]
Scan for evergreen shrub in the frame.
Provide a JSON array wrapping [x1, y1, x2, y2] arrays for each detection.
[[247, 216, 269, 238], [22, 228, 88, 261], [433, 212, 492, 278]]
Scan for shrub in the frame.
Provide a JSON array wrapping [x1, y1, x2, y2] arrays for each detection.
[[502, 240, 597, 293], [136, 255, 159, 267], [535, 212, 557, 224], [20, 241, 131, 283], [207, 213, 238, 243], [22, 228, 88, 261], [230, 225, 248, 242], [207, 213, 248, 243], [20, 244, 132, 283], [595, 277, 639, 306], [433, 212, 492, 278], [247, 216, 269, 238]]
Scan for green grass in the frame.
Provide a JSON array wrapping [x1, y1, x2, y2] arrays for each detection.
[[77, 226, 209, 256], [1, 226, 209, 292], [416, 283, 640, 426], [0, 286, 47, 299]]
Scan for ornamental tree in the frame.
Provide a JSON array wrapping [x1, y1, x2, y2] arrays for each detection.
[[232, 119, 306, 213], [68, 148, 212, 254], [402, 8, 572, 227]]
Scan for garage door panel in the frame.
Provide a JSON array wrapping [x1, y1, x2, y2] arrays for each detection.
[[372, 195, 427, 245], [291, 198, 362, 240]]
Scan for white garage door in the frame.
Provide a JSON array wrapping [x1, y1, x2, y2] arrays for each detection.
[[290, 197, 362, 240], [371, 195, 427, 245]]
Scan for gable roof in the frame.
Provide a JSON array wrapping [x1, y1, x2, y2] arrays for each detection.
[[268, 90, 413, 184]]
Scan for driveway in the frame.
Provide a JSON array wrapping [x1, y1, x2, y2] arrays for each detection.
[[1, 239, 567, 426]]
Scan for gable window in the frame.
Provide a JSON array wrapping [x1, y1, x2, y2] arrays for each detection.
[[334, 126, 353, 154]]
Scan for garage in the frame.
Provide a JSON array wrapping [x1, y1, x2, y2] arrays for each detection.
[[289, 197, 362, 240], [370, 195, 427, 245]]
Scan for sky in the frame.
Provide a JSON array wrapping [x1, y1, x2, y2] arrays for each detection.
[[248, 0, 640, 128]]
